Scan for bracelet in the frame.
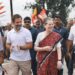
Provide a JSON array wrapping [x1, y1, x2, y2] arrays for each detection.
[[58, 60, 61, 61]]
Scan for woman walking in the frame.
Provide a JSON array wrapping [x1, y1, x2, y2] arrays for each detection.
[[34, 17, 62, 75]]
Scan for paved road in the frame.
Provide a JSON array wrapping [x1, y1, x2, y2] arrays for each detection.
[[1, 59, 75, 75], [63, 60, 75, 75], [19, 59, 75, 75]]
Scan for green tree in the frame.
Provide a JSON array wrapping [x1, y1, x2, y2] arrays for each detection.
[[35, 0, 74, 24]]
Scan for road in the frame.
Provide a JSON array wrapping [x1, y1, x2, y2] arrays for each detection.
[[1, 59, 75, 75], [19, 59, 75, 75], [63, 60, 75, 75]]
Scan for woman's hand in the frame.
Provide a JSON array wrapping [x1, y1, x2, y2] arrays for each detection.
[[57, 61, 62, 70], [43, 46, 52, 51]]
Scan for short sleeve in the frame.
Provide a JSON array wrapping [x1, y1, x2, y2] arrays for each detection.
[[34, 33, 41, 47], [25, 30, 33, 43], [68, 28, 74, 41], [6, 32, 11, 44], [56, 41, 61, 48]]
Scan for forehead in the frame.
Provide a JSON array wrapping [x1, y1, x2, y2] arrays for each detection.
[[54, 17, 61, 21], [14, 18, 22, 22], [46, 20, 53, 23], [34, 20, 40, 24]]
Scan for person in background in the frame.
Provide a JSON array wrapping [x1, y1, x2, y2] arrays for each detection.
[[0, 27, 4, 74], [32, 18, 44, 34], [67, 20, 75, 75], [6, 14, 33, 75], [4, 23, 12, 38], [66, 18, 74, 75], [53, 14, 68, 75], [4, 23, 12, 59], [34, 17, 62, 75], [66, 18, 74, 32], [24, 16, 37, 75]]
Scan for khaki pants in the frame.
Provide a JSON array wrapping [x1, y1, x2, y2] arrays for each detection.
[[0, 51, 4, 64], [3, 60, 32, 75]]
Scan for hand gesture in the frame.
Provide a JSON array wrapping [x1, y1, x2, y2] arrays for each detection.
[[43, 46, 52, 51]]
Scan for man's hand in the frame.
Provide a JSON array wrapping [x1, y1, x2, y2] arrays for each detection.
[[10, 45, 20, 53], [10, 46, 14, 53]]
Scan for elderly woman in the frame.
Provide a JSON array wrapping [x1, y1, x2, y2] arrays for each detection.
[[34, 17, 62, 75]]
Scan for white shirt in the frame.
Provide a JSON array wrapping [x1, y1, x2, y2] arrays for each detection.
[[35, 31, 61, 51], [68, 25, 75, 45], [6, 27, 32, 61]]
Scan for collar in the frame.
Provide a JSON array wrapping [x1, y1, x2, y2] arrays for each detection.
[[13, 27, 23, 33], [54, 25, 62, 29]]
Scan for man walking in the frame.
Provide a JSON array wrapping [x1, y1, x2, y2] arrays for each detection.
[[6, 14, 33, 75]]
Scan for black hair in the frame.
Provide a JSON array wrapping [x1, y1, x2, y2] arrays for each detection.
[[12, 14, 22, 22], [24, 17, 31, 22], [53, 14, 61, 20]]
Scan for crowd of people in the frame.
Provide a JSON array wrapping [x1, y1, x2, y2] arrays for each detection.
[[0, 14, 75, 75]]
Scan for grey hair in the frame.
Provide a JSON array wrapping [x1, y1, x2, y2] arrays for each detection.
[[44, 17, 53, 26]]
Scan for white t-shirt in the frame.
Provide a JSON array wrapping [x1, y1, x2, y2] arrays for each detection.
[[68, 25, 75, 45], [35, 31, 61, 51], [6, 27, 32, 61]]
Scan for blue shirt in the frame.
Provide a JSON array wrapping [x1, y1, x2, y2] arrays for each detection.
[[53, 26, 68, 53]]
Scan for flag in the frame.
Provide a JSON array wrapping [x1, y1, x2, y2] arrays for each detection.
[[32, 7, 38, 23], [0, 6, 4, 10], [0, 2, 5, 15], [38, 8, 47, 22]]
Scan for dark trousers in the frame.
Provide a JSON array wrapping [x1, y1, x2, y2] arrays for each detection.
[[58, 48, 66, 75], [65, 46, 75, 75], [30, 50, 37, 75], [58, 69, 63, 75], [31, 59, 37, 75], [0, 65, 4, 75], [65, 54, 73, 75]]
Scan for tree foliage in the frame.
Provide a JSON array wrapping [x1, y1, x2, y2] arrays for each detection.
[[35, 0, 74, 24]]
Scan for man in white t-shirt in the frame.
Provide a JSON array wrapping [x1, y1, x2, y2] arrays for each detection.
[[67, 24, 75, 75], [6, 14, 33, 75], [68, 24, 75, 54]]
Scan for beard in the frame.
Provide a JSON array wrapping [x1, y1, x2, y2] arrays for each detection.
[[15, 25, 22, 31]]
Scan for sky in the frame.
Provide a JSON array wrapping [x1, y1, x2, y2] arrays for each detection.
[[0, 0, 36, 26], [0, 0, 11, 26], [13, 0, 36, 18]]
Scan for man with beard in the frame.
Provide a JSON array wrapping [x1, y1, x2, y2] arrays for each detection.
[[53, 14, 68, 75], [6, 14, 33, 75]]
